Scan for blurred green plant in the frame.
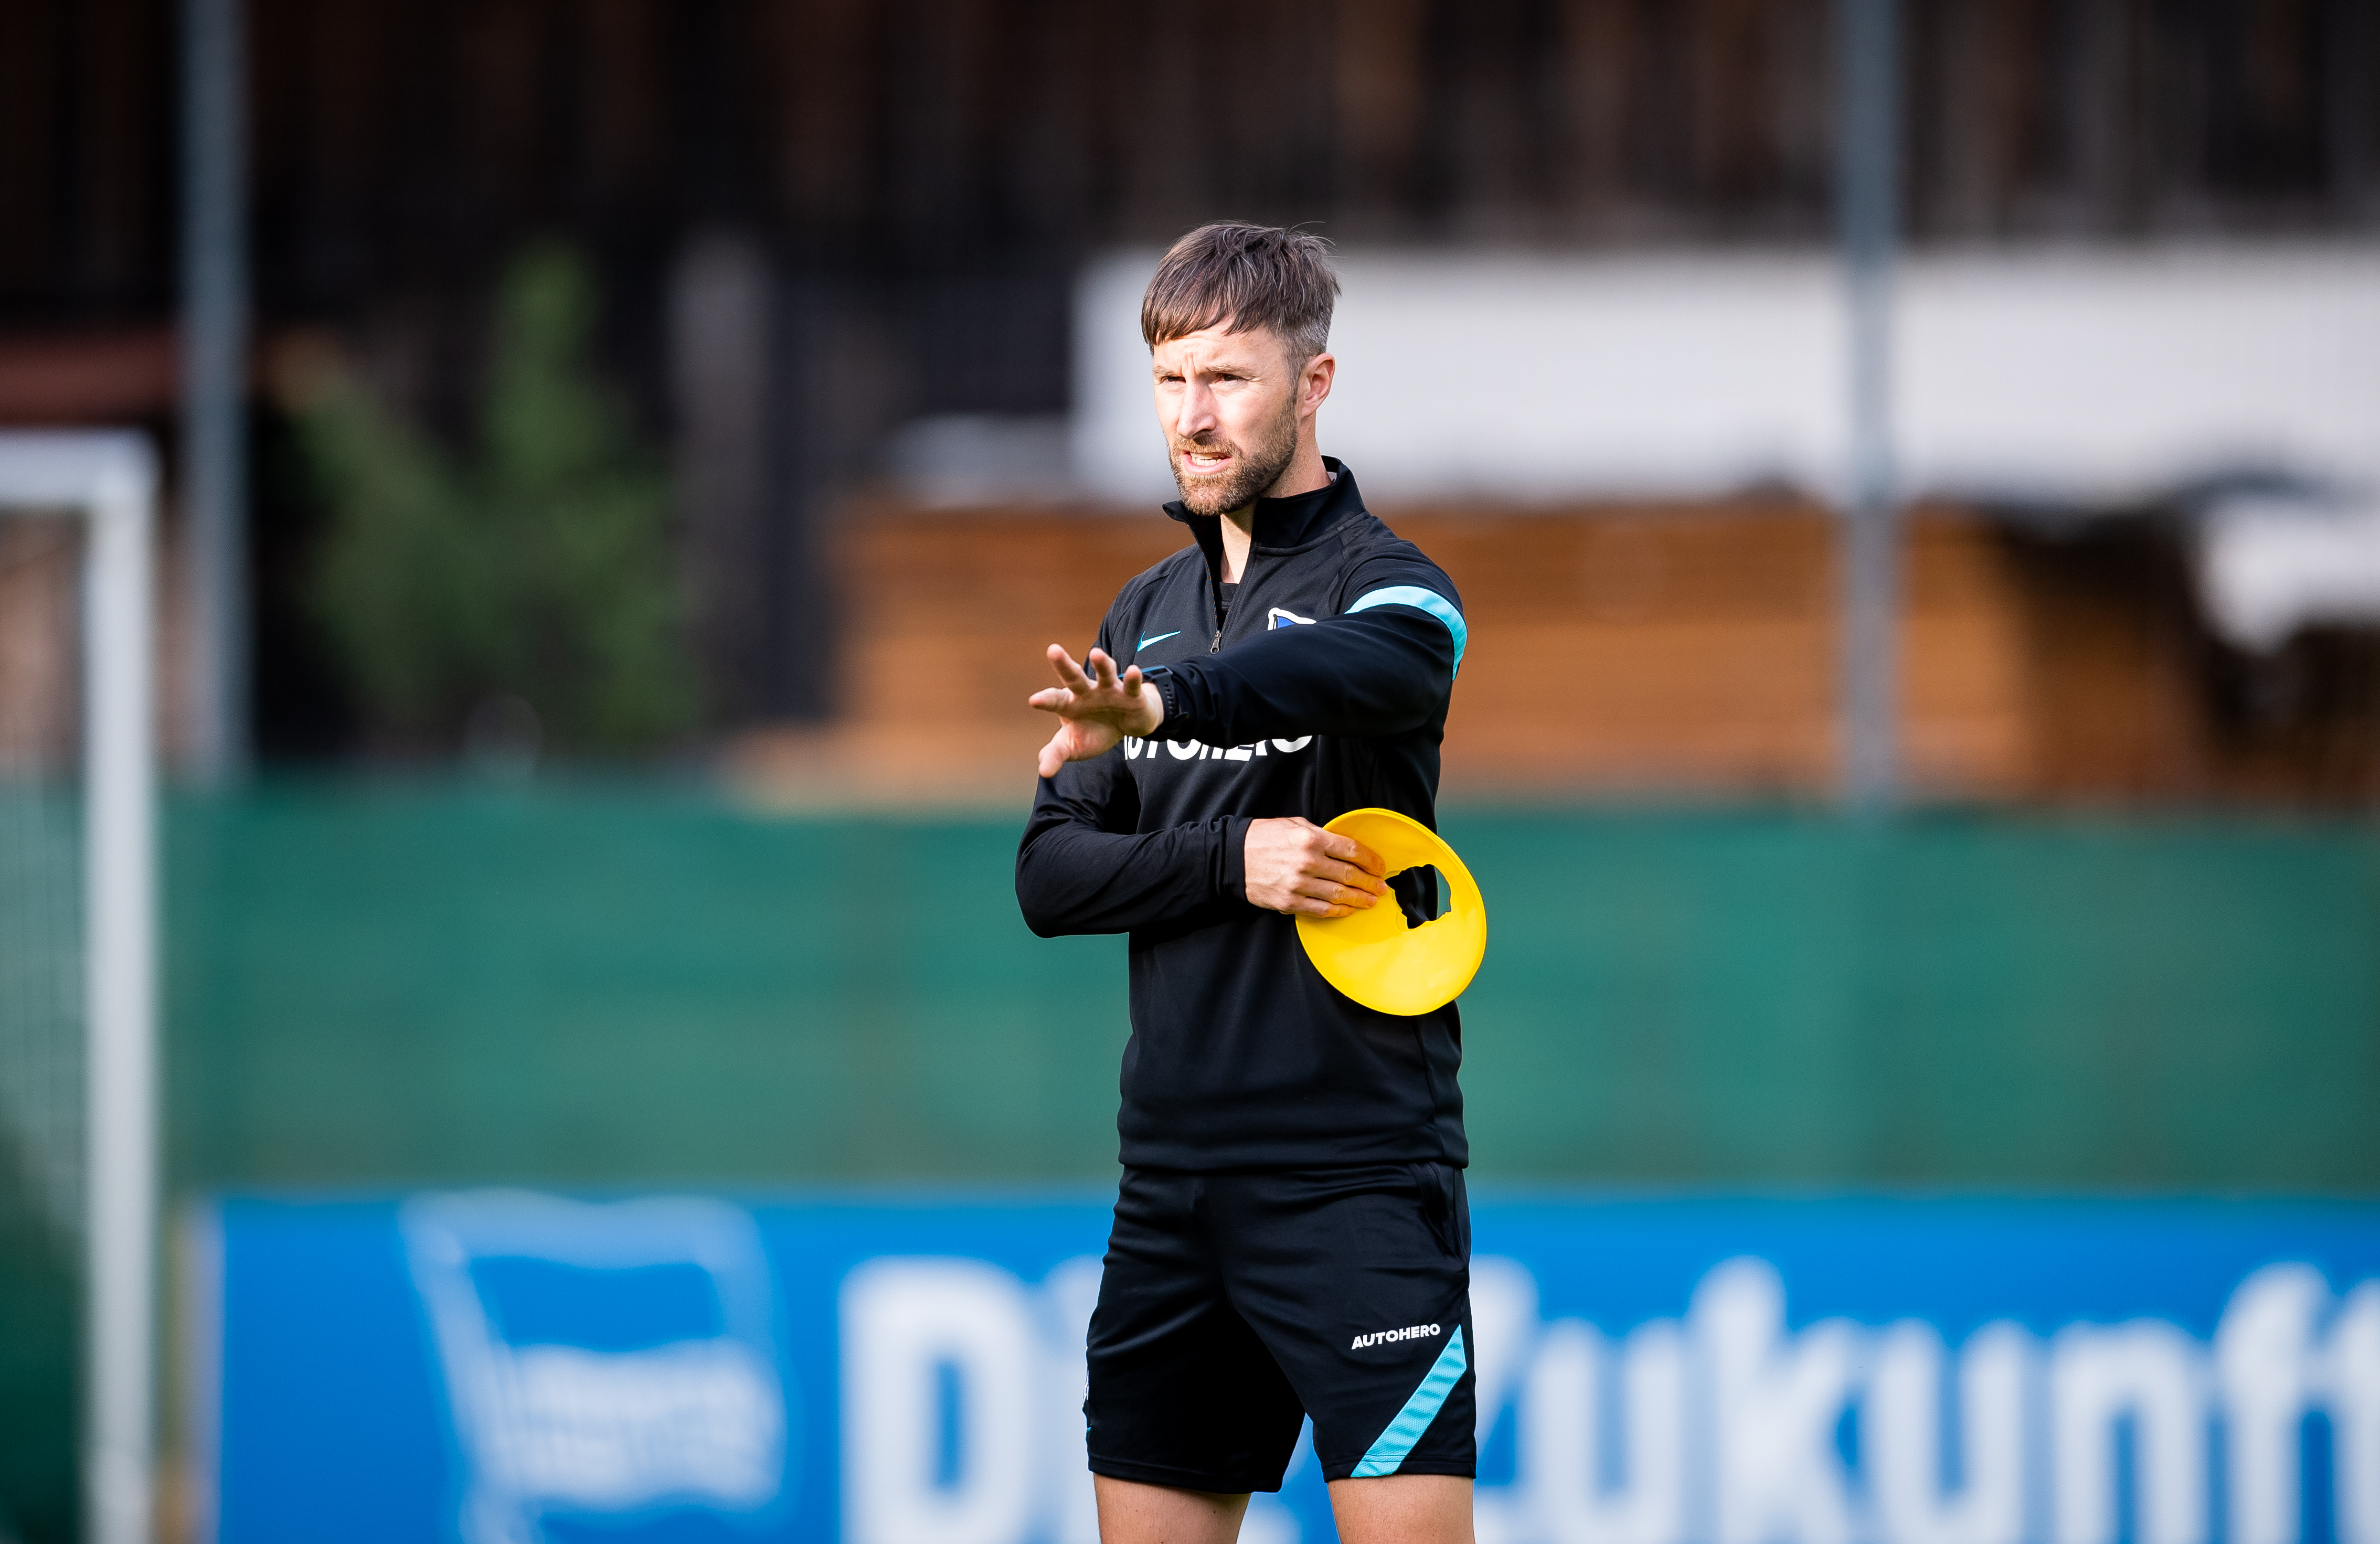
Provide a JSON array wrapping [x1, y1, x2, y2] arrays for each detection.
[[291, 244, 694, 752]]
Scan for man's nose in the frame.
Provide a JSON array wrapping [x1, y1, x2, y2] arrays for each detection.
[[1172, 379, 1218, 438]]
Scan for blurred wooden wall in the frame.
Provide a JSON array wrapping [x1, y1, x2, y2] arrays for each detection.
[[728, 501, 2380, 807]]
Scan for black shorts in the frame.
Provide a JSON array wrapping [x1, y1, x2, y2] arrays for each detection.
[[1084, 1161, 1475, 1492]]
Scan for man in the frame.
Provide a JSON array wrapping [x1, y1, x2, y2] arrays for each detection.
[[1017, 223, 1473, 1544]]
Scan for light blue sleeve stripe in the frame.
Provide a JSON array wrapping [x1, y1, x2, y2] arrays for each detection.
[[1350, 1326, 1468, 1478], [1346, 586, 1467, 674]]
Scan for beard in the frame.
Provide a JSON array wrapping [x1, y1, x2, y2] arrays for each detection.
[[1168, 393, 1301, 517]]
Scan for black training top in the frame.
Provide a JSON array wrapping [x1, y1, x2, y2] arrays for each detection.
[[1015, 460, 1469, 1171]]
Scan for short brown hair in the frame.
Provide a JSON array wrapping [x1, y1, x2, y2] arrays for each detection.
[[1140, 222, 1339, 365]]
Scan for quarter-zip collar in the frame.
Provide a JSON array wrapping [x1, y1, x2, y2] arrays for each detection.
[[1165, 458, 1364, 586], [1166, 452, 1370, 619]]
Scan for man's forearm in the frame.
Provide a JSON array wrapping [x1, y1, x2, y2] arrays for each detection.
[[1144, 609, 1454, 748], [1015, 811, 1250, 937]]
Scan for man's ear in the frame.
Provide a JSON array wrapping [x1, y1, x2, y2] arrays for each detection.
[[1302, 350, 1336, 414]]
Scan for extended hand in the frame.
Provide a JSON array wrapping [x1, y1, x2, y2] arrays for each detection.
[[1245, 816, 1388, 917], [1030, 645, 1166, 779]]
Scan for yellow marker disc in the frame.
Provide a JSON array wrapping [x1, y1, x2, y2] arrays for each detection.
[[1295, 807, 1487, 1017]]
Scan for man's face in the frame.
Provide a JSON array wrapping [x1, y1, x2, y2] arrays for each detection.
[[1151, 324, 1311, 517]]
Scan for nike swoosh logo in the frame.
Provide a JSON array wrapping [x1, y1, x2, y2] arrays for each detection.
[[1137, 631, 1181, 652]]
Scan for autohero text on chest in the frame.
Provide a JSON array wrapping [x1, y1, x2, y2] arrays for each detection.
[[1123, 736, 1314, 762]]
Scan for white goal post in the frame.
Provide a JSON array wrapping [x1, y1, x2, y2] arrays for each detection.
[[0, 430, 158, 1544]]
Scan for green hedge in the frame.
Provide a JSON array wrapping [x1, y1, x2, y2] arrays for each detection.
[[165, 784, 2380, 1191]]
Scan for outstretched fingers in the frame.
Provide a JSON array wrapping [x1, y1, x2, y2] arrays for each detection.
[[1029, 644, 1156, 776], [1035, 646, 1141, 712], [1030, 645, 1094, 716], [1047, 644, 1096, 693]]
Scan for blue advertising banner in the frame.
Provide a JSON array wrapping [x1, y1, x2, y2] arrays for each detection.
[[188, 1194, 2380, 1544]]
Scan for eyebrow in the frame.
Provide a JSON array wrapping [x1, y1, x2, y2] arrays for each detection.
[[1153, 357, 1261, 375]]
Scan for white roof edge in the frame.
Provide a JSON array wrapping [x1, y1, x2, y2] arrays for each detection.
[[0, 429, 158, 509]]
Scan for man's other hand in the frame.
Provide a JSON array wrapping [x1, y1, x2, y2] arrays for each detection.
[[1030, 645, 1166, 779], [1245, 816, 1388, 917]]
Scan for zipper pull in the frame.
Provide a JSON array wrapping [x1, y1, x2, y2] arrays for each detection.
[[1210, 629, 1222, 653]]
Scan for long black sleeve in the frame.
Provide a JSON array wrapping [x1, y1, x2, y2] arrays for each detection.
[[1015, 748, 1250, 937], [1146, 604, 1456, 749], [1015, 596, 1247, 939]]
